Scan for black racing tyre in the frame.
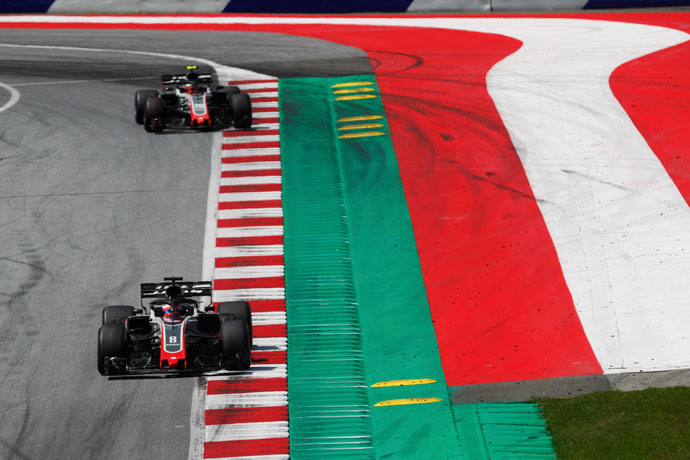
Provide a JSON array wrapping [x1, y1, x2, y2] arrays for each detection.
[[144, 96, 164, 132], [216, 86, 240, 96], [218, 301, 252, 345], [102, 305, 135, 326], [230, 93, 252, 129], [221, 319, 251, 370], [134, 90, 158, 125], [98, 324, 127, 375]]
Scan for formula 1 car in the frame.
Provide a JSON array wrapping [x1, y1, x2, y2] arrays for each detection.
[[97, 277, 252, 375], [134, 66, 252, 132]]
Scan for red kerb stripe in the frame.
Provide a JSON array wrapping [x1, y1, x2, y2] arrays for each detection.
[[250, 97, 279, 103], [221, 155, 281, 164], [217, 217, 284, 228], [223, 141, 280, 150], [251, 351, 287, 364], [218, 184, 282, 194], [205, 406, 288, 425], [216, 235, 283, 246], [253, 117, 280, 125], [215, 255, 284, 268], [224, 129, 280, 137], [221, 169, 282, 178], [204, 438, 288, 459], [252, 107, 279, 113], [253, 324, 287, 338], [207, 378, 287, 395], [214, 277, 285, 290], [218, 199, 282, 210]]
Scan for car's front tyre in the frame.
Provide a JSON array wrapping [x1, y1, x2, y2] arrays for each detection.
[[97, 324, 127, 375]]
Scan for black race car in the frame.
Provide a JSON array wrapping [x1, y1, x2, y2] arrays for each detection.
[[134, 66, 252, 132], [97, 277, 252, 375]]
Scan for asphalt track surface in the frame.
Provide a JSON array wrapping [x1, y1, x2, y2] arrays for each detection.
[[0, 29, 369, 460]]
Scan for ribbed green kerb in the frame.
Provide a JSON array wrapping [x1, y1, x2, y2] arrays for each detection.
[[281, 78, 376, 460]]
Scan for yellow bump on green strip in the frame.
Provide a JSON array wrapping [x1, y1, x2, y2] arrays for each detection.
[[334, 94, 377, 101], [338, 131, 386, 139], [371, 378, 437, 388], [374, 398, 443, 407], [331, 81, 374, 88], [337, 115, 384, 123], [333, 88, 376, 94], [338, 123, 384, 131]]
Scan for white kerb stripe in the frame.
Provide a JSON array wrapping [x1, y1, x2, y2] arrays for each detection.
[[214, 265, 284, 279], [221, 176, 281, 186], [249, 91, 278, 98], [205, 392, 288, 410], [252, 312, 287, 323], [233, 82, 278, 90], [213, 288, 285, 302], [214, 245, 284, 258], [205, 422, 289, 442], [218, 191, 282, 202], [219, 208, 283, 220], [224, 134, 280, 144], [221, 162, 282, 171], [252, 101, 279, 109], [217, 226, 283, 238], [252, 111, 279, 119], [205, 364, 287, 379], [222, 147, 281, 157], [252, 123, 280, 130]]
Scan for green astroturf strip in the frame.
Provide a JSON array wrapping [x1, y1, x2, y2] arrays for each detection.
[[281, 78, 375, 459]]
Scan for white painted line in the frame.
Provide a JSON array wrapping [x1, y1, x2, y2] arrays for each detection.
[[218, 191, 282, 202], [206, 392, 288, 410], [217, 226, 284, 238], [214, 265, 284, 279], [221, 162, 282, 171], [219, 207, 283, 219], [222, 147, 281, 157], [214, 245, 284, 258], [0, 81, 20, 114], [213, 288, 286, 302], [224, 134, 280, 144], [205, 422, 289, 442]]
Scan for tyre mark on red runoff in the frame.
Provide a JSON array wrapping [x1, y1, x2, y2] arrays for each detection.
[[244, 24, 602, 385]]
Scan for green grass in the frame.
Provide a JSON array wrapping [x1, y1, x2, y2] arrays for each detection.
[[538, 387, 690, 460]]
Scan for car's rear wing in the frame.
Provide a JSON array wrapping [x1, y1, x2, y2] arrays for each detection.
[[140, 280, 212, 299]]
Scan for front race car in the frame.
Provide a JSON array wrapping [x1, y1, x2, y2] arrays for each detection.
[[97, 277, 252, 375]]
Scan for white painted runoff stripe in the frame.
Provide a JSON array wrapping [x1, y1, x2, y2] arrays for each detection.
[[214, 245, 284, 258]]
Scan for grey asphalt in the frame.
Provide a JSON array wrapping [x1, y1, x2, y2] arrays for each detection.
[[0, 29, 370, 460]]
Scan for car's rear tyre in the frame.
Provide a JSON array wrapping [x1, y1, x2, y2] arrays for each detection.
[[231, 93, 252, 129], [218, 301, 252, 346], [222, 319, 251, 370], [135, 90, 158, 125], [144, 96, 164, 132], [216, 86, 240, 96], [102, 305, 135, 326], [98, 324, 127, 375]]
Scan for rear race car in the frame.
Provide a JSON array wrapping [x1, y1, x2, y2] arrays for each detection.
[[134, 66, 252, 133], [97, 277, 252, 375]]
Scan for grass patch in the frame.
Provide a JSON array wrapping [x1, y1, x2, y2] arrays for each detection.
[[538, 387, 690, 460]]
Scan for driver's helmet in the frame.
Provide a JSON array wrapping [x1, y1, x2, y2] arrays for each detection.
[[183, 83, 195, 94], [162, 302, 186, 321]]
